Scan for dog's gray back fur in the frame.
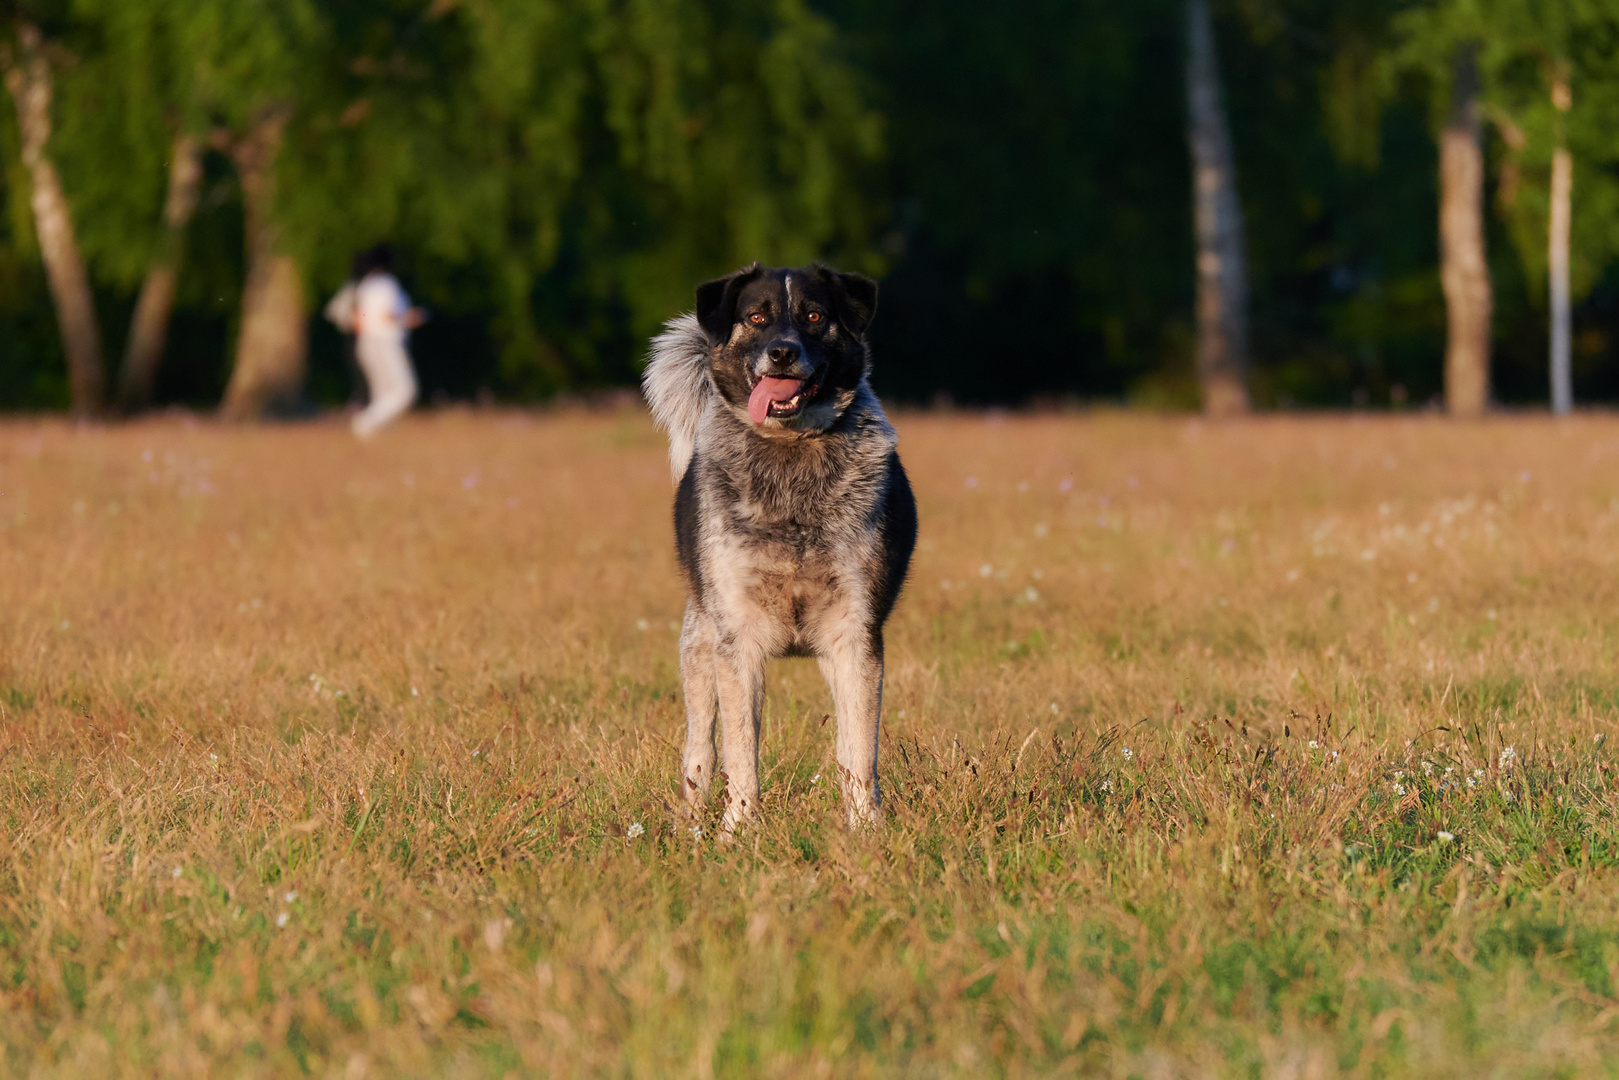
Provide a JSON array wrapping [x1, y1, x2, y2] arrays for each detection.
[[642, 307, 915, 831]]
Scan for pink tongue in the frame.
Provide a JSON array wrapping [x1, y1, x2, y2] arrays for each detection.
[[747, 377, 805, 423]]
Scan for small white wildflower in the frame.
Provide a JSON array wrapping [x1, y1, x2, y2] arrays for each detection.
[[1121, 747, 1133, 761], [1393, 783, 1406, 797], [283, 891, 297, 903], [171, 866, 182, 879], [1050, 702, 1059, 714], [411, 686, 419, 697], [689, 825, 703, 839], [1422, 760, 1434, 775], [626, 822, 645, 839], [811, 773, 821, 785], [275, 911, 289, 928], [1100, 780, 1113, 793], [1499, 747, 1517, 768], [1437, 831, 1455, 843], [209, 753, 218, 762], [1394, 770, 1404, 779], [1466, 777, 1476, 788], [1473, 768, 1485, 779], [1308, 740, 1319, 749]]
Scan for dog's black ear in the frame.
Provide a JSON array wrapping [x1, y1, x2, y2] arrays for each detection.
[[816, 264, 878, 339], [695, 262, 762, 345]]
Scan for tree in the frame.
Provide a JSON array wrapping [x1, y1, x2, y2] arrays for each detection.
[[1185, 0, 1251, 415], [220, 108, 305, 419], [1, 20, 103, 416], [1389, 2, 1498, 416], [168, 1, 323, 419], [274, 0, 885, 397], [116, 132, 202, 413], [1437, 43, 1492, 416], [1549, 67, 1572, 414], [1480, 1, 1619, 416]]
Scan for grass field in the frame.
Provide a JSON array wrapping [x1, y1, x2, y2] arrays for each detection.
[[5, 408, 1619, 1078]]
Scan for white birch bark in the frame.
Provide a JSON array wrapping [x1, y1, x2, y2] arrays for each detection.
[[1439, 47, 1492, 417], [1549, 75, 1572, 417], [1185, 0, 1251, 416], [2, 23, 104, 416]]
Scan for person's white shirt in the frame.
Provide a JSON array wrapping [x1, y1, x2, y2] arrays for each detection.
[[354, 272, 411, 344]]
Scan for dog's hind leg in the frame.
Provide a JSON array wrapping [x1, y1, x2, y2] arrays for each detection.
[[679, 602, 720, 814], [819, 635, 885, 827]]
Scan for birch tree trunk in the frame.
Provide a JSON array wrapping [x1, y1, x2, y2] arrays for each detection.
[[1185, 0, 1250, 417], [117, 132, 204, 414], [2, 23, 104, 416], [1549, 74, 1572, 417], [1439, 46, 1492, 417], [221, 110, 307, 420]]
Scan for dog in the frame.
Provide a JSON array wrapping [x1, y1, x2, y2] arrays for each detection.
[[642, 262, 916, 831]]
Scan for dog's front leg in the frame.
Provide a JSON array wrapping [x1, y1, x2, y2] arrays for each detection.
[[713, 641, 765, 834], [819, 634, 885, 827], [679, 602, 720, 814]]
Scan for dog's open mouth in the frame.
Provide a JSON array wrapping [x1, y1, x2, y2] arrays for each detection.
[[748, 376, 819, 423]]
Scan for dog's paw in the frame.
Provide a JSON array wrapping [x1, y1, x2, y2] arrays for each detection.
[[839, 772, 884, 829], [719, 795, 761, 837]]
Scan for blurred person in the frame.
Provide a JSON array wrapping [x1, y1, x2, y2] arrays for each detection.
[[325, 245, 424, 437]]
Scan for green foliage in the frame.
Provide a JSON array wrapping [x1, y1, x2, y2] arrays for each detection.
[[275, 0, 884, 395], [2, 0, 1619, 407]]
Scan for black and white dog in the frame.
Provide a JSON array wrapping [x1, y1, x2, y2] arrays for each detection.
[[642, 263, 916, 831]]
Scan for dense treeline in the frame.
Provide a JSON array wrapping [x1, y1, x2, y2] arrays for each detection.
[[0, 0, 1616, 413]]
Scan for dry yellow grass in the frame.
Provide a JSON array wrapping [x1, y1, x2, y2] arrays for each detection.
[[4, 408, 1619, 1078]]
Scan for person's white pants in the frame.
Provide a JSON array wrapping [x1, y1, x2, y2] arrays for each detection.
[[352, 334, 417, 438]]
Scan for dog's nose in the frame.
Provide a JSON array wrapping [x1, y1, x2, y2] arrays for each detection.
[[766, 341, 801, 366]]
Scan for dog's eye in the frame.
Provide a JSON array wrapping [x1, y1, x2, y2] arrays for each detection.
[[748, 312, 767, 325], [807, 311, 823, 323]]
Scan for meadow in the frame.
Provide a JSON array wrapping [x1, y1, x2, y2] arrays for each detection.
[[4, 408, 1619, 1078]]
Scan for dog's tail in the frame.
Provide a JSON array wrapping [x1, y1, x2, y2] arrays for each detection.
[[642, 313, 712, 481]]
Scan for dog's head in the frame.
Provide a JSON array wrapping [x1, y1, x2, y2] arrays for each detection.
[[695, 262, 877, 434]]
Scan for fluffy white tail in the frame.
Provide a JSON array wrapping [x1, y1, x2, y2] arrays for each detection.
[[641, 313, 712, 481]]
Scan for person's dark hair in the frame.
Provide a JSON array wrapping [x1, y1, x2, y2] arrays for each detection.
[[350, 243, 394, 280]]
